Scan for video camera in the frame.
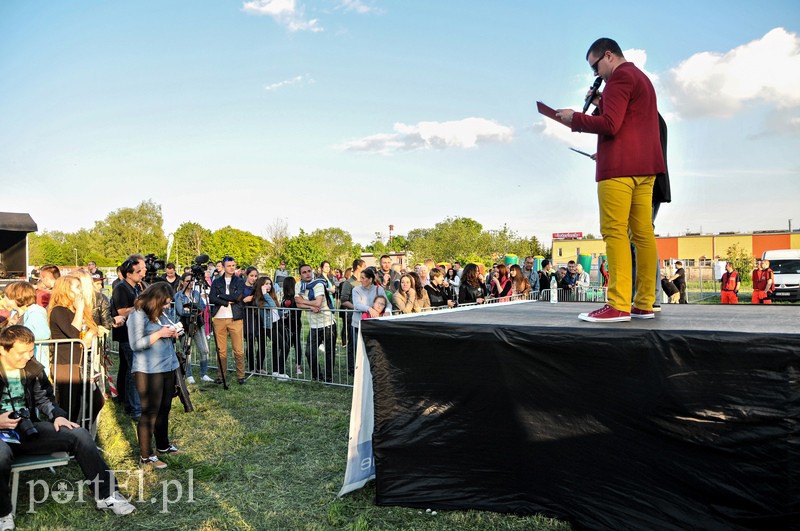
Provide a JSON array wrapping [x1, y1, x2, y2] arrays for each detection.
[[190, 254, 212, 289], [143, 253, 165, 284]]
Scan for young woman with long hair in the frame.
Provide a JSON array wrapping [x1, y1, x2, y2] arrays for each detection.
[[128, 283, 181, 469], [458, 263, 488, 305], [253, 276, 287, 377], [509, 264, 532, 299], [47, 275, 99, 422], [242, 266, 260, 374], [490, 264, 513, 302], [393, 274, 420, 314]]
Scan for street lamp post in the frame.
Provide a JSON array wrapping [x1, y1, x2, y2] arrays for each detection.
[[73, 248, 78, 267]]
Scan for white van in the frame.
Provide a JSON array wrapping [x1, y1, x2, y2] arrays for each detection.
[[762, 249, 800, 302]]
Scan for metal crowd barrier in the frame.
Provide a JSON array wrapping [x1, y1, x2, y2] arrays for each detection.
[[118, 286, 610, 391], [34, 335, 106, 438]]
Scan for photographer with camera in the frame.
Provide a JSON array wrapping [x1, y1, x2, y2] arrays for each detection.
[[0, 326, 135, 529], [128, 283, 181, 470], [174, 273, 212, 384]]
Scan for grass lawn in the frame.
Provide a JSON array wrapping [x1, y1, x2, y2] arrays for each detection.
[[15, 375, 571, 530]]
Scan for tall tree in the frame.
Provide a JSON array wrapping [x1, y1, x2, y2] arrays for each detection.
[[310, 227, 356, 269], [282, 229, 326, 270], [204, 226, 268, 267], [172, 222, 212, 267], [93, 200, 167, 262], [407, 217, 487, 264]]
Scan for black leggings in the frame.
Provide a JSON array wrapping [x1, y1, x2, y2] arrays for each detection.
[[134, 370, 175, 457]]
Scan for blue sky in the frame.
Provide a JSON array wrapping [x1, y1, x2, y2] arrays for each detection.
[[2, 1, 799, 247]]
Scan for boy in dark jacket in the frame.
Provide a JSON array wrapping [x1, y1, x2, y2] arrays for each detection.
[[0, 326, 134, 529]]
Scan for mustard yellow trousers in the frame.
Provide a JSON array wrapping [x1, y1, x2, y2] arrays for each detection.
[[598, 176, 657, 312]]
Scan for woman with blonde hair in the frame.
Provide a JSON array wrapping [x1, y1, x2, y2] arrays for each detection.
[[71, 268, 114, 330], [48, 275, 100, 422]]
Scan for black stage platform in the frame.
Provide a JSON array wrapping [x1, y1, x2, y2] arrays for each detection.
[[360, 301, 800, 530]]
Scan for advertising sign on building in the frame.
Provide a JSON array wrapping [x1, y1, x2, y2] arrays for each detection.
[[553, 232, 583, 240]]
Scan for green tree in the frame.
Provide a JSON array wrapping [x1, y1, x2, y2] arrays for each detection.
[[29, 232, 66, 266], [172, 222, 212, 267], [387, 235, 409, 252], [93, 200, 167, 263], [282, 229, 327, 270], [407, 217, 487, 264], [205, 226, 268, 267], [724, 243, 754, 288], [310, 227, 356, 269]]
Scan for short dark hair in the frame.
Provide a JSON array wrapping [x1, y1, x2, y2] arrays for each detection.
[[0, 325, 34, 351], [121, 259, 138, 277], [352, 259, 365, 270], [542, 259, 551, 268], [586, 37, 624, 61], [222, 256, 235, 265], [568, 260, 576, 266], [166, 263, 176, 270], [379, 254, 391, 261], [299, 263, 313, 273]]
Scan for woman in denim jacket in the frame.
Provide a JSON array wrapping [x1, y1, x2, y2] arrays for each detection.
[[174, 274, 211, 384], [128, 283, 180, 469], [253, 277, 287, 378]]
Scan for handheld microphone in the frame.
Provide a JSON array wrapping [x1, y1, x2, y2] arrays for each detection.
[[583, 77, 603, 113]]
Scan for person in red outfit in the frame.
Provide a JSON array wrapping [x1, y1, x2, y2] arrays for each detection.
[[720, 262, 741, 304], [557, 38, 665, 323], [751, 259, 774, 304]]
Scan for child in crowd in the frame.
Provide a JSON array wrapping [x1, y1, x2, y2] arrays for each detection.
[[361, 295, 388, 320]]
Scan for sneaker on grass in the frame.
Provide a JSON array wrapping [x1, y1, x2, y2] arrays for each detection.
[[186, 376, 195, 385], [140, 455, 167, 469], [201, 374, 214, 382], [578, 304, 631, 323], [97, 491, 136, 515], [157, 444, 182, 455], [0, 513, 13, 531]]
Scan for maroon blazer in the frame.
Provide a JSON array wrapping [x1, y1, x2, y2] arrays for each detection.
[[571, 62, 665, 182]]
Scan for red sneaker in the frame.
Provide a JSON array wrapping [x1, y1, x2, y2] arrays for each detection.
[[631, 307, 655, 319], [578, 304, 631, 323]]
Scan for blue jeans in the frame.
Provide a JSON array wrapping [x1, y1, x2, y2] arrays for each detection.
[[183, 328, 209, 378], [118, 342, 141, 418]]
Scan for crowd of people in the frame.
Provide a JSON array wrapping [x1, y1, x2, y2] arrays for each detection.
[[0, 246, 781, 525]]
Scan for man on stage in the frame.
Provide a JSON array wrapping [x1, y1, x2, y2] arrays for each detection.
[[557, 37, 665, 322]]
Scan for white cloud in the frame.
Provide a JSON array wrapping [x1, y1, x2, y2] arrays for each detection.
[[242, 0, 322, 32], [338, 117, 514, 154], [338, 0, 379, 14], [665, 27, 800, 117], [264, 74, 315, 92]]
